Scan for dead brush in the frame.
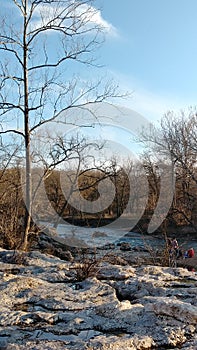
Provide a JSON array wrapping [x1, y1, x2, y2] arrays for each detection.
[[74, 257, 99, 282], [73, 249, 129, 282], [132, 226, 165, 266], [141, 230, 174, 267], [159, 246, 171, 266]]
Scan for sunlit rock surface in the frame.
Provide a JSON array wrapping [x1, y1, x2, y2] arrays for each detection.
[[0, 248, 196, 349]]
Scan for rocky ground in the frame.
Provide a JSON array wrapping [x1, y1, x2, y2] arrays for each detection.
[[0, 246, 196, 350]]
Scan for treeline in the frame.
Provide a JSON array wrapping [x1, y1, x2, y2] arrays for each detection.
[[0, 157, 196, 249], [0, 110, 197, 249]]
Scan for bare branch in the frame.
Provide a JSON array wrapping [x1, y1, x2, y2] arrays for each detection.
[[0, 129, 24, 138], [27, 1, 103, 45], [0, 75, 24, 83], [0, 35, 23, 47], [0, 46, 23, 67], [13, 0, 25, 14], [0, 102, 24, 113]]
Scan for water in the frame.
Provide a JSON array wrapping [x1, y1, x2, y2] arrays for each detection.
[[179, 237, 197, 253], [40, 221, 165, 249]]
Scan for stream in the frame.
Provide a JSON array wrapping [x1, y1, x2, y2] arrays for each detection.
[[40, 221, 197, 252]]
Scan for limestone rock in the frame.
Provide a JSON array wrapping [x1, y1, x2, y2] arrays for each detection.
[[0, 248, 196, 349]]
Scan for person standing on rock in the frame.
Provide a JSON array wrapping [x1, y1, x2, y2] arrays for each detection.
[[168, 237, 183, 262]]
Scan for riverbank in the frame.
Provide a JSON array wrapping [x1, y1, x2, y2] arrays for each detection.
[[61, 217, 197, 236], [36, 228, 197, 271]]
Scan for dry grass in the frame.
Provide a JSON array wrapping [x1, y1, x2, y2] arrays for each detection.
[[72, 250, 129, 282]]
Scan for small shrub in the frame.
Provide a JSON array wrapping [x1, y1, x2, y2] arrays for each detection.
[[74, 258, 98, 282], [73, 250, 129, 282]]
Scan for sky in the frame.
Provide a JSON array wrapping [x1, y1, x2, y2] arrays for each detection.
[[2, 0, 197, 144], [2, 0, 197, 124], [93, 0, 197, 122]]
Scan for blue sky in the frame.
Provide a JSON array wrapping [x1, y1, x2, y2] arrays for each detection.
[[3, 0, 197, 123], [2, 0, 197, 128], [94, 0, 197, 121]]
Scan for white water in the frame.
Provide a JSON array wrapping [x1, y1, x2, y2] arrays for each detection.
[[39, 220, 164, 249]]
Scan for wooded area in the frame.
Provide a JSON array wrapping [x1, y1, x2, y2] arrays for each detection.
[[0, 108, 197, 250]]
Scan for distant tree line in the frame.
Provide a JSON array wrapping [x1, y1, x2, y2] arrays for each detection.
[[0, 108, 197, 249]]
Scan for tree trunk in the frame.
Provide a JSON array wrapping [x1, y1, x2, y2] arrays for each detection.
[[20, 0, 31, 251]]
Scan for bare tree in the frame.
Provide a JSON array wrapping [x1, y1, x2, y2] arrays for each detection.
[[31, 131, 108, 226], [140, 110, 197, 229], [0, 0, 119, 249]]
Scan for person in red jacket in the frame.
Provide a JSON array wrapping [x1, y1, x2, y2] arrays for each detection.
[[187, 248, 195, 258]]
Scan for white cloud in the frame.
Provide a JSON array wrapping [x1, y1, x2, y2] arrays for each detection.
[[128, 90, 176, 122], [128, 88, 196, 124], [111, 72, 193, 124], [30, 2, 118, 37], [79, 4, 118, 37]]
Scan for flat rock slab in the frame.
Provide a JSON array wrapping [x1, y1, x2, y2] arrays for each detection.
[[0, 249, 196, 349]]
